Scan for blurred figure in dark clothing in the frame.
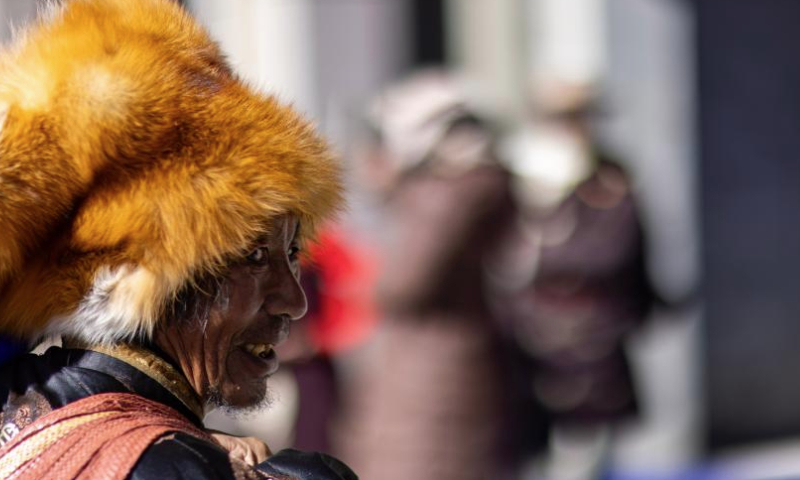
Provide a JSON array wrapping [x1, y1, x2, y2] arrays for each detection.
[[494, 79, 657, 480], [335, 70, 518, 480]]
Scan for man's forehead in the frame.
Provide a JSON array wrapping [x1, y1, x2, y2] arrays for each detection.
[[253, 215, 301, 244]]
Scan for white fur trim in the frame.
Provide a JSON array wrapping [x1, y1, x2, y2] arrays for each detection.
[[47, 264, 159, 344]]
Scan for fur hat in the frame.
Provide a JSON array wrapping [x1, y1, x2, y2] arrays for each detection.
[[0, 0, 343, 343]]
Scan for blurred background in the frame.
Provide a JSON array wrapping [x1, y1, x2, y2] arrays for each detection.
[[5, 0, 800, 479]]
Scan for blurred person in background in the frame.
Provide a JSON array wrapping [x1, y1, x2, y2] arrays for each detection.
[[334, 70, 519, 480], [494, 79, 658, 480]]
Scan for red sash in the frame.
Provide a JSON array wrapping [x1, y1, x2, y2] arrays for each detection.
[[0, 392, 215, 480]]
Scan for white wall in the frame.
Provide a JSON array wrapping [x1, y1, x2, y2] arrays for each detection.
[[602, 0, 702, 473], [186, 0, 318, 118], [0, 0, 38, 42], [445, 0, 528, 124]]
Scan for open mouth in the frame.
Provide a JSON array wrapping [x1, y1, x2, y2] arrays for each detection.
[[244, 343, 274, 360], [232, 342, 280, 379]]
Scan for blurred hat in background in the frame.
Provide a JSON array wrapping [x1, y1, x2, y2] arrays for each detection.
[[366, 69, 487, 175]]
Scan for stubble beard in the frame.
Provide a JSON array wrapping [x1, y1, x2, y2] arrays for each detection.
[[206, 383, 275, 419]]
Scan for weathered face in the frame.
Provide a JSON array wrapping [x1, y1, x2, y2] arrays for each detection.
[[156, 214, 307, 410]]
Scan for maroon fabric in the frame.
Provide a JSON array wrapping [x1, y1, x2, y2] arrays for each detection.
[[0, 392, 216, 480], [337, 165, 514, 480]]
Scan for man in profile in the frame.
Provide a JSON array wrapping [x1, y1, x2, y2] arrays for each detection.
[[0, 1, 355, 479]]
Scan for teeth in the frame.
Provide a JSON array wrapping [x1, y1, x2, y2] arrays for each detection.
[[244, 343, 273, 359]]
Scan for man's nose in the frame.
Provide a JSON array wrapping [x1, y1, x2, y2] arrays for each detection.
[[265, 262, 308, 320]]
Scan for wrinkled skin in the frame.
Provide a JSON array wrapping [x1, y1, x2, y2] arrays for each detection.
[[210, 431, 272, 466], [155, 214, 308, 409]]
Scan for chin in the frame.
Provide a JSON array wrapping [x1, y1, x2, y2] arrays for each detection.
[[209, 380, 273, 415]]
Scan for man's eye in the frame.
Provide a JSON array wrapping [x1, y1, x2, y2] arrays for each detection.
[[246, 247, 269, 265]]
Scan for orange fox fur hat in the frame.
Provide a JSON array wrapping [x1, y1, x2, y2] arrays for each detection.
[[0, 0, 343, 343]]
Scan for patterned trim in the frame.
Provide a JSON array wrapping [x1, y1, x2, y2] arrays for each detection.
[[0, 412, 114, 479], [64, 341, 204, 419]]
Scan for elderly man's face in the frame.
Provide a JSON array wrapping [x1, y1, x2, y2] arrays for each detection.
[[156, 214, 307, 410]]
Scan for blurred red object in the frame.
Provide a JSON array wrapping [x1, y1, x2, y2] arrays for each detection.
[[303, 227, 379, 356]]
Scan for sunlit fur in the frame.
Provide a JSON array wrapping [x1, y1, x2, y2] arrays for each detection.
[[0, 0, 343, 343]]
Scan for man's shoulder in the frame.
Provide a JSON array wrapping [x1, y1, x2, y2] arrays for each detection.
[[130, 434, 358, 480], [130, 432, 250, 480], [258, 449, 358, 480]]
